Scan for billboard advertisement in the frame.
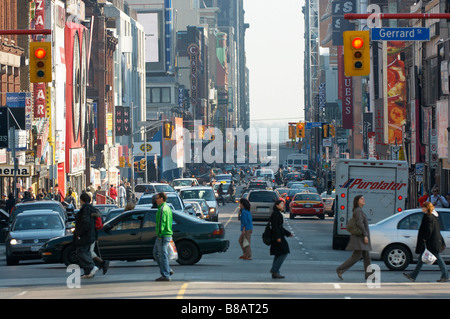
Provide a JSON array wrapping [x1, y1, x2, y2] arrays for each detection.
[[385, 41, 407, 145]]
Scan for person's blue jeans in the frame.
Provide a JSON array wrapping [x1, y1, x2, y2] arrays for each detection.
[[271, 253, 288, 274], [153, 237, 172, 278], [411, 252, 449, 280]]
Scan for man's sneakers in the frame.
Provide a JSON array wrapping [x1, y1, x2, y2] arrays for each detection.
[[81, 266, 99, 279]]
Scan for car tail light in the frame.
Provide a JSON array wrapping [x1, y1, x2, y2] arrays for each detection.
[[212, 228, 224, 236]]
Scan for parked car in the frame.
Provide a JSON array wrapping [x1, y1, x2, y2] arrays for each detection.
[[134, 183, 176, 199], [370, 208, 450, 271], [6, 210, 71, 265], [289, 193, 325, 219], [40, 207, 229, 266], [180, 187, 218, 221], [247, 190, 280, 220], [9, 201, 70, 225]]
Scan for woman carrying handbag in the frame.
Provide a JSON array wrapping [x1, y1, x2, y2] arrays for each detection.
[[403, 201, 449, 282], [238, 198, 253, 260], [269, 200, 293, 279], [336, 195, 372, 280]]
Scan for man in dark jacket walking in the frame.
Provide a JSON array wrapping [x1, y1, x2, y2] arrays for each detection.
[[73, 193, 99, 279]]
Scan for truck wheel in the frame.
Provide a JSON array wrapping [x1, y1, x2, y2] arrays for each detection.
[[383, 244, 411, 271]]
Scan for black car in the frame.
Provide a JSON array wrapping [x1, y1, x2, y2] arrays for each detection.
[[40, 207, 229, 266]]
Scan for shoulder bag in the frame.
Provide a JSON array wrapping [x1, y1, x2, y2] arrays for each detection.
[[346, 216, 362, 236]]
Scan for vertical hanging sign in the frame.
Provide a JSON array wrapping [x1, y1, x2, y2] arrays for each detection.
[[32, 0, 47, 119]]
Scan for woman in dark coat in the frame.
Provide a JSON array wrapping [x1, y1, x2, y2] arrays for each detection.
[[336, 195, 372, 280], [404, 201, 449, 282], [269, 199, 293, 279]]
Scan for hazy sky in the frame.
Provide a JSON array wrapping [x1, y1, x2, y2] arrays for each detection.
[[244, 0, 305, 140]]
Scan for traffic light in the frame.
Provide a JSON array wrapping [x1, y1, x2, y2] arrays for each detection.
[[343, 31, 370, 76], [329, 124, 335, 137], [140, 159, 146, 170], [163, 122, 173, 140], [296, 122, 305, 138], [119, 156, 125, 168], [30, 42, 52, 83], [322, 124, 329, 138], [134, 162, 139, 171], [288, 125, 296, 141]]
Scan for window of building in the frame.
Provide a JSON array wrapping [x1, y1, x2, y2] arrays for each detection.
[[149, 87, 171, 103]]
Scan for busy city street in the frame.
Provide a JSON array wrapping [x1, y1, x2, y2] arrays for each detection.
[[1, 0, 450, 303], [1, 185, 450, 300]]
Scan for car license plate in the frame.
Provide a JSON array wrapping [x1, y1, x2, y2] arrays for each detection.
[[304, 204, 312, 208], [315, 209, 321, 212], [30, 246, 41, 252]]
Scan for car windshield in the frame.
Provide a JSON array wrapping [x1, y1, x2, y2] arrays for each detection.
[[181, 189, 215, 201], [294, 194, 321, 201], [173, 180, 194, 187], [248, 192, 278, 202], [13, 214, 63, 231]]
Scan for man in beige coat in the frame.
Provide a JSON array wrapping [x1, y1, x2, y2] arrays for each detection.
[[336, 195, 372, 280]]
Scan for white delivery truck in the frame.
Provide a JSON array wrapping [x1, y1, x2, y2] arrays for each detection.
[[332, 159, 408, 250]]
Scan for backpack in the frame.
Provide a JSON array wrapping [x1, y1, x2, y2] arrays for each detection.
[[95, 216, 103, 230], [262, 221, 273, 246]]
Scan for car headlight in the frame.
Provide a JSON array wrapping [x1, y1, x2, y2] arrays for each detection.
[[10, 239, 23, 245], [209, 207, 216, 214]]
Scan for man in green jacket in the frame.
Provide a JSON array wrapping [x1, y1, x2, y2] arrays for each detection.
[[153, 192, 173, 281]]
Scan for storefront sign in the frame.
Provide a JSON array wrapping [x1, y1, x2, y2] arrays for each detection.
[[0, 165, 33, 177]]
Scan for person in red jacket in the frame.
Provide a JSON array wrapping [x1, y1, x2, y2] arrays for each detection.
[[418, 192, 429, 207], [109, 184, 118, 203]]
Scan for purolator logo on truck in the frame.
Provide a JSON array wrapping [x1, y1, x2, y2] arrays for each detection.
[[340, 178, 407, 191]]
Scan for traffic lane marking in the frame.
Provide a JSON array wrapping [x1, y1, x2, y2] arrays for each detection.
[[177, 282, 189, 299]]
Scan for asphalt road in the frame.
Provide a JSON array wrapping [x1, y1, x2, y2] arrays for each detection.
[[1, 193, 450, 300]]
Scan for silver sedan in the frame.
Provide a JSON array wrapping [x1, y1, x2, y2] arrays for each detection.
[[369, 208, 450, 271]]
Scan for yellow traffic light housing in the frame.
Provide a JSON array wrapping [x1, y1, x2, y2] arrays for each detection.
[[163, 122, 173, 140], [288, 125, 296, 141], [140, 159, 146, 170], [343, 31, 370, 76], [30, 42, 52, 83], [296, 122, 305, 138], [322, 124, 329, 138]]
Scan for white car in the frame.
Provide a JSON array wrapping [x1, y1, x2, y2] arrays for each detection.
[[134, 183, 176, 199], [180, 186, 218, 221], [369, 208, 450, 271], [172, 178, 199, 192]]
